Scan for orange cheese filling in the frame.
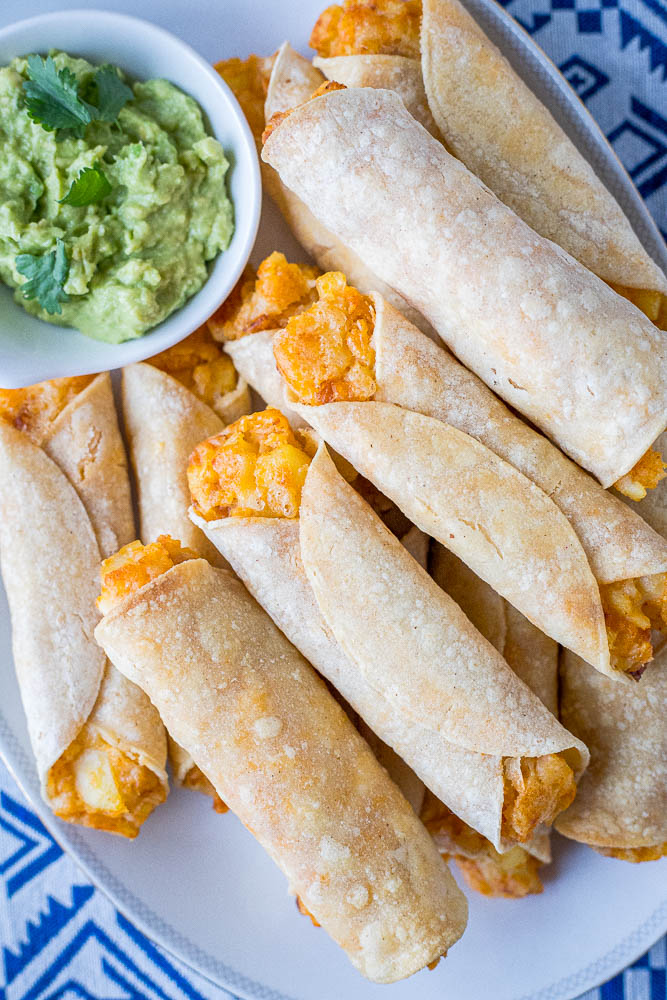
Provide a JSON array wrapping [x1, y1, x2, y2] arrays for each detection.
[[501, 754, 577, 844], [47, 726, 165, 839], [614, 447, 666, 501], [0, 376, 93, 446], [610, 283, 667, 329], [188, 409, 315, 521], [596, 842, 667, 863], [98, 535, 198, 616], [310, 0, 422, 58], [214, 54, 275, 149], [148, 325, 239, 415], [273, 271, 377, 405], [421, 794, 544, 898], [262, 80, 346, 144], [601, 573, 667, 678], [208, 252, 320, 342], [182, 765, 228, 814]]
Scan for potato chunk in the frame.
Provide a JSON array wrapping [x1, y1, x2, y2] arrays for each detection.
[[98, 535, 197, 615], [209, 252, 320, 342], [273, 271, 377, 404], [0, 375, 93, 446], [614, 447, 666, 501], [188, 408, 314, 521], [310, 0, 422, 58], [47, 725, 166, 838], [610, 282, 666, 328], [501, 754, 577, 843], [596, 842, 667, 863]]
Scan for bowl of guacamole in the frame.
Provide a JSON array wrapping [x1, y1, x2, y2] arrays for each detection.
[[0, 10, 261, 387]]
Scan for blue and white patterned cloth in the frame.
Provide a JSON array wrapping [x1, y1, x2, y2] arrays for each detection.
[[1, 1, 666, 996]]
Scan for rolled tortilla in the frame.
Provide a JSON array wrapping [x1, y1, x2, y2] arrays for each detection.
[[95, 548, 467, 983], [122, 331, 250, 798], [0, 381, 167, 837], [189, 418, 588, 853], [222, 263, 667, 676], [262, 86, 667, 488], [555, 648, 667, 862], [428, 545, 558, 896], [309, 0, 667, 322]]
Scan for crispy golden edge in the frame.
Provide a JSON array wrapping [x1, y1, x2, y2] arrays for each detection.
[[188, 408, 315, 521], [595, 842, 667, 863], [614, 447, 666, 501], [273, 271, 377, 405], [47, 728, 166, 839], [0, 376, 94, 446], [208, 253, 320, 342], [98, 535, 198, 616], [310, 0, 422, 59]]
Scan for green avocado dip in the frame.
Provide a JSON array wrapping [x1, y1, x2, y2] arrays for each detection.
[[0, 51, 234, 343]]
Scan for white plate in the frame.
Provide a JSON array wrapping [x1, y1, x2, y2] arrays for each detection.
[[0, 2, 666, 999]]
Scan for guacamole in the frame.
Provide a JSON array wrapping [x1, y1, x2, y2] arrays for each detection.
[[0, 52, 234, 343]]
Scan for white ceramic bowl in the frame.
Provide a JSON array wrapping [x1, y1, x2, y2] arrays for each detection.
[[0, 9, 261, 388]]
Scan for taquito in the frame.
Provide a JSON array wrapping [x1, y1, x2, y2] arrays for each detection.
[[427, 545, 559, 897], [310, 0, 667, 325], [214, 45, 435, 338], [251, 264, 666, 678], [0, 377, 167, 837], [123, 326, 250, 805], [187, 409, 588, 854], [555, 648, 667, 862], [262, 85, 667, 490], [95, 536, 467, 983]]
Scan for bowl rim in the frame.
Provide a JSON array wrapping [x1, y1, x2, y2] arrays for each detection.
[[0, 7, 261, 387]]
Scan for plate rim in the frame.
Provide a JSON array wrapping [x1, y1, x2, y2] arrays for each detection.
[[0, 0, 666, 997]]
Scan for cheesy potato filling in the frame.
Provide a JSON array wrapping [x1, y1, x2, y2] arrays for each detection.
[[148, 325, 238, 414], [47, 726, 165, 838], [98, 535, 198, 616], [215, 54, 275, 149], [610, 283, 667, 329], [596, 842, 667, 863], [208, 252, 320, 342], [421, 794, 544, 898], [310, 0, 422, 58], [614, 447, 666, 501], [182, 765, 228, 814], [0, 376, 93, 446], [273, 271, 376, 405], [501, 754, 577, 844], [188, 409, 315, 521], [601, 573, 667, 677]]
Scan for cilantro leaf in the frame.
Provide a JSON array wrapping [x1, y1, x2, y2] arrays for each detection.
[[91, 65, 133, 121], [22, 55, 93, 138], [15, 239, 70, 316], [59, 163, 112, 206]]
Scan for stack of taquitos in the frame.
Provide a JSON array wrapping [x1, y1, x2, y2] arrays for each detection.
[[214, 261, 667, 679], [122, 326, 250, 807], [187, 408, 588, 856], [95, 535, 468, 983], [309, 0, 667, 326], [0, 376, 167, 836], [262, 85, 667, 494], [425, 546, 560, 897]]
